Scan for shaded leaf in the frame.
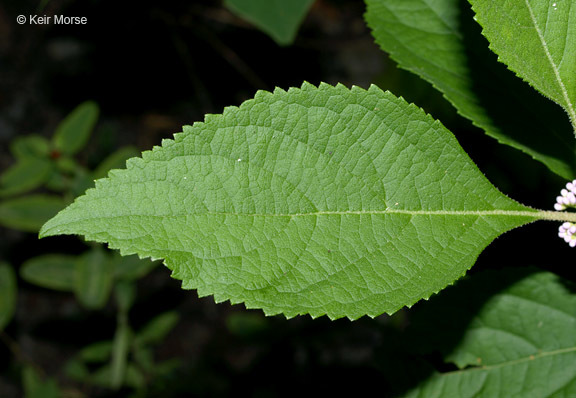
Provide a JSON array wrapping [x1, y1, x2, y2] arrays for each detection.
[[10, 135, 50, 159], [53, 101, 99, 156], [470, 0, 576, 131], [74, 247, 113, 310], [20, 254, 77, 291], [0, 262, 17, 330], [110, 320, 131, 390], [79, 340, 113, 363], [135, 311, 179, 346], [22, 366, 61, 398], [112, 253, 158, 281], [0, 157, 52, 197], [0, 195, 65, 232], [115, 280, 136, 313], [225, 0, 314, 45], [365, 0, 576, 179], [40, 83, 542, 319], [392, 269, 576, 397]]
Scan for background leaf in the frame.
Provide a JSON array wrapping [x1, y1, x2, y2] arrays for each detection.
[[74, 248, 113, 310], [225, 0, 314, 46], [470, 0, 576, 131], [22, 366, 61, 398], [20, 254, 77, 291], [386, 268, 576, 397], [0, 262, 17, 330], [10, 135, 50, 159], [365, 0, 576, 179], [134, 311, 179, 346], [40, 83, 540, 320], [52, 101, 99, 156], [0, 195, 65, 232], [0, 157, 52, 197]]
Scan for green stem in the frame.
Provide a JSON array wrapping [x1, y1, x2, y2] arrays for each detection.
[[533, 210, 576, 223]]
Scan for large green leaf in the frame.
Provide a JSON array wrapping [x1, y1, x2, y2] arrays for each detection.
[[389, 269, 576, 397], [365, 0, 576, 179], [41, 83, 547, 319], [225, 0, 314, 46], [470, 0, 576, 132]]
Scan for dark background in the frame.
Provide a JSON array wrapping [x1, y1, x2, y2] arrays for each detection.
[[1, 0, 572, 396]]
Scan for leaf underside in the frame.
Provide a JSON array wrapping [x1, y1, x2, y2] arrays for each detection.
[[365, 0, 576, 179], [40, 83, 536, 320]]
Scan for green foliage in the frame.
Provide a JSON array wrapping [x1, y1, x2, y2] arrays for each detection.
[[22, 366, 61, 398], [385, 269, 576, 397], [0, 262, 16, 330], [0, 195, 65, 232], [0, 157, 52, 197], [52, 101, 99, 156], [365, 0, 576, 179], [4, 0, 575, 396], [225, 0, 314, 45], [20, 254, 77, 291], [0, 101, 169, 394], [470, 0, 576, 131], [41, 82, 549, 319]]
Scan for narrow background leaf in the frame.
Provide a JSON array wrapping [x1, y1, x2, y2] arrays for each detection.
[[225, 0, 314, 46], [0, 158, 52, 197], [20, 255, 77, 291], [52, 101, 99, 156], [74, 248, 113, 310], [0, 195, 65, 232]]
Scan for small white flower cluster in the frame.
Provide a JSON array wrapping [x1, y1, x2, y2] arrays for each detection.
[[555, 180, 576, 210], [555, 179, 576, 247], [559, 222, 576, 247]]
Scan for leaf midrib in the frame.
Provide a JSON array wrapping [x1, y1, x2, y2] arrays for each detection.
[[441, 345, 576, 375], [522, 0, 576, 130]]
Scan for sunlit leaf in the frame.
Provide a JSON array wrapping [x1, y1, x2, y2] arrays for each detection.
[[41, 83, 543, 319]]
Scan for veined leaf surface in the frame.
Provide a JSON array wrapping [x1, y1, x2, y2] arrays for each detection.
[[393, 269, 576, 397], [470, 0, 576, 131], [365, 0, 576, 178], [41, 83, 539, 319]]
